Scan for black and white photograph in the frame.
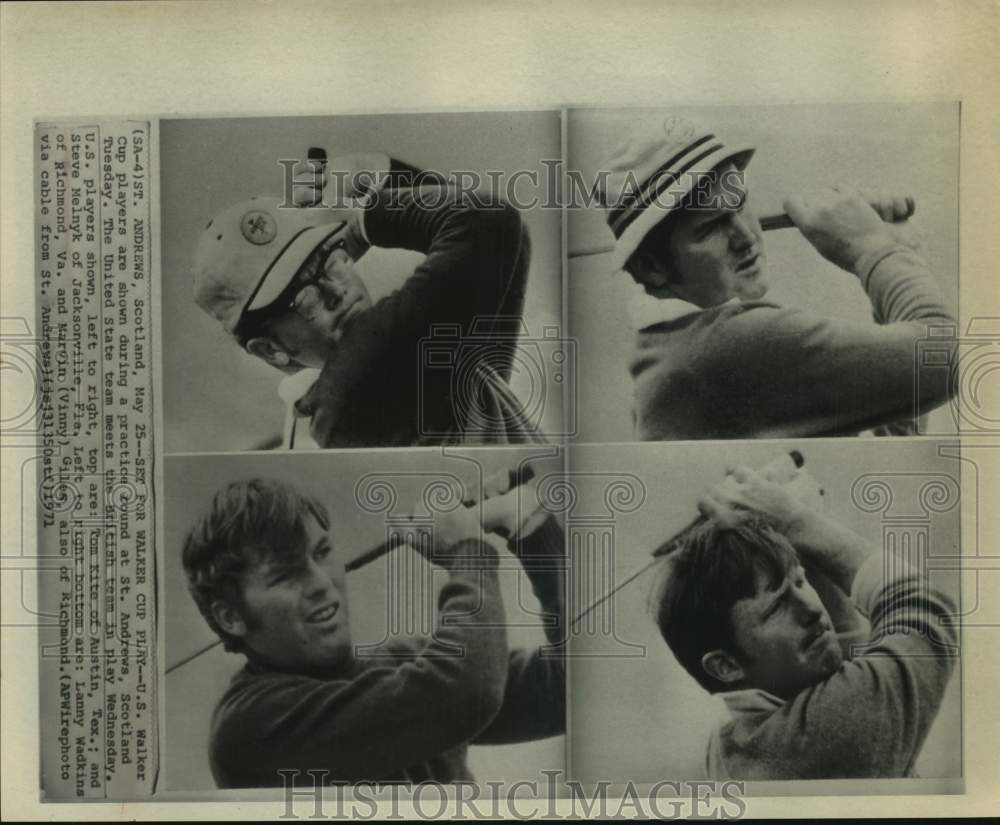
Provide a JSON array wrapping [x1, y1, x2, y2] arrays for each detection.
[[567, 103, 961, 442], [160, 111, 565, 452], [7, 1, 1000, 821], [566, 439, 962, 790], [162, 447, 566, 790]]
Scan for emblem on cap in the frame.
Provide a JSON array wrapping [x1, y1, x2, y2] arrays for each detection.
[[661, 115, 697, 143], [240, 210, 277, 245]]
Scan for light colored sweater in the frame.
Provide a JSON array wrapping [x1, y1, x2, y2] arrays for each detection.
[[631, 244, 957, 439], [706, 552, 958, 780]]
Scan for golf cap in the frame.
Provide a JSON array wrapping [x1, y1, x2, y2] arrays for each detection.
[[595, 115, 755, 270], [193, 195, 348, 337]]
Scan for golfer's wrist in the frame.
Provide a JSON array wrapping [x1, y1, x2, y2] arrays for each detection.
[[347, 208, 371, 259], [781, 507, 829, 551], [851, 237, 909, 287], [786, 513, 875, 593]]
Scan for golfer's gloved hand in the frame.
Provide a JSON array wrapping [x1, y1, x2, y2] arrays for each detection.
[[783, 184, 920, 272]]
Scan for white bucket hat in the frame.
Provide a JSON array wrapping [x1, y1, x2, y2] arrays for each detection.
[[595, 115, 755, 271]]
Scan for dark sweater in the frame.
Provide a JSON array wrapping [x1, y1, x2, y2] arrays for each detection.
[[208, 517, 565, 788], [631, 244, 958, 439], [296, 186, 542, 447]]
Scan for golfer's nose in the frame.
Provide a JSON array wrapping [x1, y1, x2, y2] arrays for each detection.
[[792, 588, 825, 623], [730, 214, 756, 251], [303, 559, 336, 599], [319, 277, 346, 307]]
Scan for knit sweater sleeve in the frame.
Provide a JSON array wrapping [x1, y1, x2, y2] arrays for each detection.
[[750, 553, 958, 778], [208, 544, 509, 787], [698, 244, 957, 436], [473, 515, 567, 744], [298, 186, 530, 447]]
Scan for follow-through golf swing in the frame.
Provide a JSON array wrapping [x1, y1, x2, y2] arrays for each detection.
[[593, 113, 957, 439], [178, 461, 565, 787], [635, 451, 958, 779], [192, 149, 545, 448], [571, 450, 808, 629]]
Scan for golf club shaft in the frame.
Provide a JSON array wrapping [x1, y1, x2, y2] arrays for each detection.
[[761, 195, 915, 232], [570, 449, 805, 628]]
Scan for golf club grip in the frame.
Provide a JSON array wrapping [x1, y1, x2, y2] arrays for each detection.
[[762, 196, 915, 233], [345, 463, 538, 573], [650, 449, 804, 558], [761, 213, 795, 231]]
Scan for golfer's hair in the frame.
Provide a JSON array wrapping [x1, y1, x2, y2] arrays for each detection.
[[623, 180, 708, 293], [623, 211, 681, 290], [653, 516, 799, 693], [623, 166, 739, 291], [182, 478, 331, 653]]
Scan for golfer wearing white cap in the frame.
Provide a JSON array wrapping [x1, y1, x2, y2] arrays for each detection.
[[193, 163, 543, 448], [596, 115, 957, 439]]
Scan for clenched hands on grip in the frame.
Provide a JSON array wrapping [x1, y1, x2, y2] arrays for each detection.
[[386, 467, 544, 570], [783, 185, 921, 272], [288, 151, 379, 260], [697, 462, 822, 535]]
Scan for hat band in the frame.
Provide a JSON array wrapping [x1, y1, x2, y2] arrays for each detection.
[[236, 225, 315, 323], [608, 136, 724, 238], [233, 225, 345, 345]]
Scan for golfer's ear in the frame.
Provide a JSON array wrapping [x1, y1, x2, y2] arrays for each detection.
[[633, 251, 683, 298], [212, 601, 247, 638], [701, 649, 744, 686], [246, 336, 291, 369], [633, 249, 671, 289]]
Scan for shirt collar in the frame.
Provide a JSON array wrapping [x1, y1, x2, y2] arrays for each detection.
[[278, 368, 320, 406], [719, 687, 786, 718], [278, 369, 321, 450]]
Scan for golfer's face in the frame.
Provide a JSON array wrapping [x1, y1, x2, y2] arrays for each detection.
[[728, 564, 843, 699], [268, 248, 373, 368], [666, 163, 768, 307], [236, 515, 353, 672]]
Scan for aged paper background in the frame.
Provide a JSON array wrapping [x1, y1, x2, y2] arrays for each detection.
[[2, 0, 998, 819]]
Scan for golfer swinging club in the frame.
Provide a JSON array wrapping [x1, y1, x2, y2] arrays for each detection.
[[595, 114, 958, 440], [193, 152, 545, 448]]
